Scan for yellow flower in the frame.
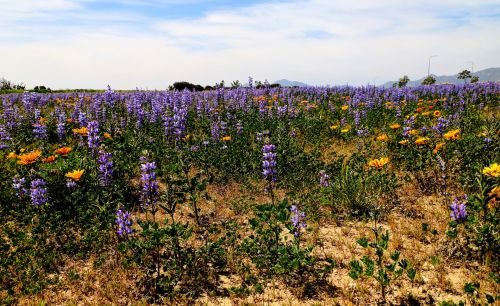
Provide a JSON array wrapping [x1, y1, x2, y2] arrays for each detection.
[[433, 142, 445, 154], [376, 134, 389, 142], [7, 152, 17, 159], [330, 124, 339, 130], [367, 157, 390, 169], [72, 127, 88, 136], [54, 147, 72, 156], [409, 129, 419, 136], [443, 129, 460, 141], [399, 139, 409, 145], [414, 137, 430, 146], [483, 163, 500, 178], [17, 150, 42, 165], [341, 105, 349, 111], [421, 111, 430, 116], [433, 110, 441, 117], [65, 169, 85, 181], [390, 123, 401, 130], [221, 135, 231, 142], [341, 128, 350, 133]]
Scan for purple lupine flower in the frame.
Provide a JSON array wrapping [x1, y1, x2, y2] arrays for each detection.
[[357, 128, 369, 137], [211, 121, 220, 142], [140, 160, 159, 208], [289, 130, 297, 138], [66, 180, 77, 188], [190, 145, 199, 152], [256, 132, 263, 142], [87, 120, 100, 152], [484, 137, 492, 147], [290, 205, 307, 238], [236, 120, 243, 135], [78, 110, 87, 127], [319, 170, 330, 187], [116, 209, 133, 236], [0, 123, 11, 149], [450, 194, 467, 222], [262, 143, 277, 185], [30, 179, 48, 206], [98, 150, 113, 186], [57, 122, 65, 141], [32, 123, 48, 140], [12, 177, 27, 198]]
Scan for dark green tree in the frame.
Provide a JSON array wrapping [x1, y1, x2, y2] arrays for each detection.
[[421, 75, 436, 85], [457, 70, 472, 84], [397, 75, 410, 88]]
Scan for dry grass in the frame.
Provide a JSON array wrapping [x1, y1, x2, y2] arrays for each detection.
[[16, 176, 498, 306]]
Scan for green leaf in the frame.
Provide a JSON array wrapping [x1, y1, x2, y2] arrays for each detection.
[[357, 237, 369, 248]]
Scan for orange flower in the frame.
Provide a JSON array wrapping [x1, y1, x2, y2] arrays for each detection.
[[341, 105, 349, 111], [103, 132, 112, 139], [42, 155, 56, 163], [66, 118, 74, 123], [487, 186, 500, 210], [65, 169, 85, 181], [433, 110, 441, 117], [17, 150, 42, 165], [433, 142, 445, 154], [399, 139, 409, 145], [443, 129, 460, 141], [221, 135, 231, 142], [409, 129, 418, 136], [376, 134, 389, 142], [390, 123, 401, 130], [72, 127, 88, 136], [415, 137, 430, 146], [39, 117, 48, 124], [367, 157, 390, 169], [54, 147, 72, 156], [416, 107, 423, 113]]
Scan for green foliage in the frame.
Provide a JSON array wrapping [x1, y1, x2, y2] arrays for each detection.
[[457, 70, 472, 84], [422, 75, 436, 85], [349, 227, 416, 302]]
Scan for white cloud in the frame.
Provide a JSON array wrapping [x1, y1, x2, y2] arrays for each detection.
[[0, 0, 499, 88]]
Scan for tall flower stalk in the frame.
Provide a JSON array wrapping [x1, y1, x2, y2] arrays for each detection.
[[140, 159, 159, 218]]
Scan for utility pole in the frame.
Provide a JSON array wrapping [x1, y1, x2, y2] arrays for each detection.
[[428, 55, 438, 76]]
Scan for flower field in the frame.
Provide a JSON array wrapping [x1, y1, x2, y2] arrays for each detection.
[[1, 83, 499, 305]]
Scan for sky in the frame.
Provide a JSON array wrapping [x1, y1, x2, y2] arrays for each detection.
[[1, 0, 500, 89]]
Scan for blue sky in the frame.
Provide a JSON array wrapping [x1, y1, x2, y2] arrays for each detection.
[[1, 0, 499, 88]]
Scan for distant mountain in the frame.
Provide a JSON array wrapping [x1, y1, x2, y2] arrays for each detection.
[[273, 79, 309, 87], [382, 67, 500, 87]]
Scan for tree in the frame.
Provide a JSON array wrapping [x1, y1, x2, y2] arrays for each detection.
[[397, 75, 410, 88], [170, 82, 204, 91], [470, 76, 479, 84], [457, 70, 472, 84], [230, 80, 241, 89], [421, 76, 436, 85]]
